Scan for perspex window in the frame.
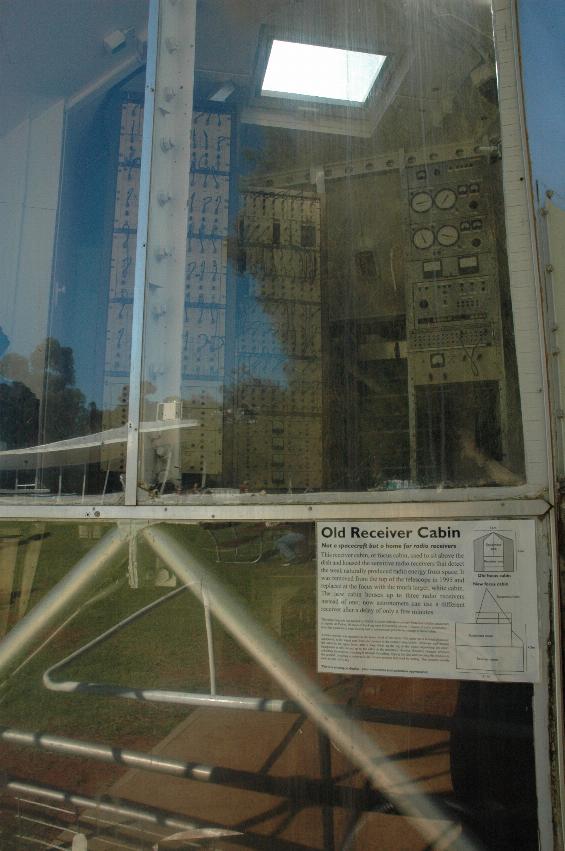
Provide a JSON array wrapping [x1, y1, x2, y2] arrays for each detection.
[[0, 1, 540, 507]]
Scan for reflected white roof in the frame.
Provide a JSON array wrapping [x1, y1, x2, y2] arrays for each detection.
[[0, 420, 198, 470]]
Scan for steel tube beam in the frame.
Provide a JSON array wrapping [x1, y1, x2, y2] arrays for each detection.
[[142, 524, 484, 851], [0, 727, 205, 779], [0, 726, 389, 808], [42, 658, 532, 735], [45, 677, 301, 712], [203, 589, 216, 695], [0, 526, 129, 682]]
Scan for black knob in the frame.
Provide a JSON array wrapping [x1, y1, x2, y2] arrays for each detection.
[[419, 299, 429, 309]]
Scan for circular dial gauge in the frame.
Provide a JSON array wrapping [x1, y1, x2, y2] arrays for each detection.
[[437, 224, 459, 246], [411, 192, 433, 213], [413, 227, 435, 250], [434, 188, 457, 210]]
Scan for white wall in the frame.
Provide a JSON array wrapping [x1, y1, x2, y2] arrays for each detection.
[[0, 100, 65, 362]]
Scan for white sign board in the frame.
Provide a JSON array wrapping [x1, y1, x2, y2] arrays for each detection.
[[317, 520, 539, 682]]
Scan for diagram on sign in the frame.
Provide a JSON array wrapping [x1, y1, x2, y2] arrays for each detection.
[[473, 530, 514, 572], [455, 588, 525, 673]]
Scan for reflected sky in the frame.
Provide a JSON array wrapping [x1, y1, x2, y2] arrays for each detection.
[[519, 0, 565, 207]]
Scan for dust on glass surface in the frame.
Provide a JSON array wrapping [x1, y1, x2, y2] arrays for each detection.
[[0, 0, 525, 505], [0, 520, 537, 849]]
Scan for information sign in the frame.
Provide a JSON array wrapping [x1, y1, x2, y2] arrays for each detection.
[[317, 520, 539, 682]]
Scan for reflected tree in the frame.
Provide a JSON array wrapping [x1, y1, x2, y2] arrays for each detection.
[[0, 338, 99, 447], [0, 380, 39, 448], [38, 338, 90, 442]]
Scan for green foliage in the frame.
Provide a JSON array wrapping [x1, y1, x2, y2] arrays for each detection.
[[0, 338, 98, 448]]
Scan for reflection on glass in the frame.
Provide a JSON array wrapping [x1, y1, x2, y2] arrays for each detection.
[[0, 1, 148, 502], [135, 0, 525, 501], [0, 1, 529, 502], [0, 521, 538, 849]]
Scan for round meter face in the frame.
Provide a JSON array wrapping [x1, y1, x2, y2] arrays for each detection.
[[437, 224, 459, 246], [434, 188, 457, 210], [411, 192, 433, 213], [413, 227, 435, 250]]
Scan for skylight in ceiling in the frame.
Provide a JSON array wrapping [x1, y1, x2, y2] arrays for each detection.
[[261, 40, 387, 104]]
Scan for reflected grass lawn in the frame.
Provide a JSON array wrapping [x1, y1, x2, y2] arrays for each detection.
[[0, 522, 317, 750]]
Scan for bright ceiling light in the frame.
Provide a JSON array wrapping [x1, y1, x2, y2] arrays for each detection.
[[261, 40, 386, 104]]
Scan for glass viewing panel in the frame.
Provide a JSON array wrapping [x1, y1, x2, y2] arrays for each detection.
[[0, 0, 528, 504], [0, 1, 148, 504], [0, 520, 538, 849], [134, 0, 526, 503]]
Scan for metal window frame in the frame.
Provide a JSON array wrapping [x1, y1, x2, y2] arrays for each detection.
[[0, 0, 562, 847], [508, 1, 565, 845], [0, 0, 553, 517]]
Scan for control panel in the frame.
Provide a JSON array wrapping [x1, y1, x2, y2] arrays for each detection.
[[403, 156, 505, 386]]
